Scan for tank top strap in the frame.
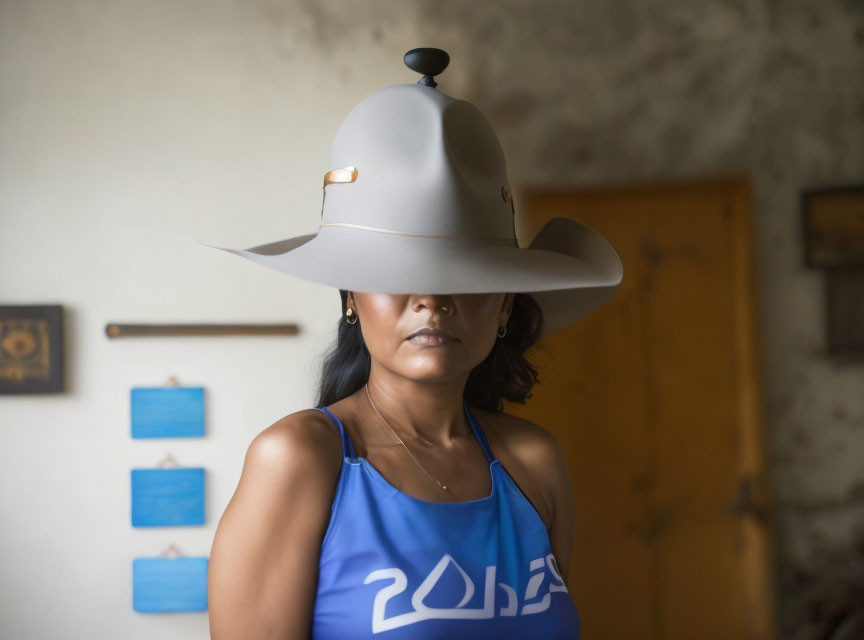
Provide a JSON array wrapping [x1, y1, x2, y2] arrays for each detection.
[[316, 407, 357, 460], [463, 399, 496, 464]]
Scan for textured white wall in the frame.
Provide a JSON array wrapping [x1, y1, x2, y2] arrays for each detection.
[[0, 2, 425, 638], [2, 1, 863, 638]]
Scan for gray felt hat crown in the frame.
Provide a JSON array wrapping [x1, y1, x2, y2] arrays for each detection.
[[193, 47, 623, 339]]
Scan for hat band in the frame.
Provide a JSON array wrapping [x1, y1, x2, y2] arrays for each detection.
[[319, 221, 518, 246]]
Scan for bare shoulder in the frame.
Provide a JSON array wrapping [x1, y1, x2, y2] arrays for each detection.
[[469, 405, 571, 527], [469, 405, 576, 580], [208, 408, 344, 639], [235, 408, 346, 502], [246, 407, 343, 472], [219, 406, 346, 543], [470, 405, 566, 466]]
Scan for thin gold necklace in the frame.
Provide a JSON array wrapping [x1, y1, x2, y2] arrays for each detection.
[[364, 382, 449, 495]]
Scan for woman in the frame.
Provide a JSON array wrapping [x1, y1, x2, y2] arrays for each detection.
[[201, 48, 622, 639]]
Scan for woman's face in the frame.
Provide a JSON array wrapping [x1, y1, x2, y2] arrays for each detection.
[[347, 291, 516, 382]]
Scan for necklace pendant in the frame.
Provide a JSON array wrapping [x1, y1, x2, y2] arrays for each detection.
[[442, 485, 447, 490]]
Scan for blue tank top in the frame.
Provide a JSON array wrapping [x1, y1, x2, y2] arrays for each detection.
[[311, 400, 581, 639]]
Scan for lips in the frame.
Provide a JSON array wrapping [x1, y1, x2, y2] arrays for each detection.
[[406, 327, 457, 343]]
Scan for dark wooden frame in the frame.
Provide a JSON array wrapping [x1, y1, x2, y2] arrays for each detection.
[[0, 304, 64, 394], [802, 184, 864, 268], [801, 185, 864, 362]]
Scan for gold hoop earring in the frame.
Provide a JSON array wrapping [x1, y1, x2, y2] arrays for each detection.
[[497, 325, 507, 338], [346, 307, 358, 325]]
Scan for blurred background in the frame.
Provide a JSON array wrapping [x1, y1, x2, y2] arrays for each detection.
[[1, 1, 863, 639]]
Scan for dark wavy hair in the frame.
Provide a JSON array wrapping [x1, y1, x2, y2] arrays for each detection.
[[314, 290, 546, 412]]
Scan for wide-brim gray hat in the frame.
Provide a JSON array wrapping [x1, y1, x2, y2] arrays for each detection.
[[192, 48, 623, 340]]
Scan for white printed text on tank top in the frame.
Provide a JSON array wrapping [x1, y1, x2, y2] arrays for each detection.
[[363, 552, 569, 633]]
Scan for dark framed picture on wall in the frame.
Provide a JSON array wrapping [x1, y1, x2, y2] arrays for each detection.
[[802, 184, 864, 360], [0, 304, 65, 394]]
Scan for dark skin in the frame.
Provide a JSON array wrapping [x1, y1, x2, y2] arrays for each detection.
[[207, 292, 577, 640]]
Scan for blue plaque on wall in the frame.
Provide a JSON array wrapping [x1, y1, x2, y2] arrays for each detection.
[[132, 556, 209, 612], [131, 386, 205, 438], [131, 467, 205, 527]]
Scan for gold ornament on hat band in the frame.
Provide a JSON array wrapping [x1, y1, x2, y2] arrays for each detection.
[[321, 166, 518, 245], [323, 166, 358, 187]]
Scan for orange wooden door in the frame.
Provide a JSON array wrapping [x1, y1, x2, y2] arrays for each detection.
[[505, 178, 776, 640]]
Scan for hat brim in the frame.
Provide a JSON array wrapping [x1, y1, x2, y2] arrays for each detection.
[[191, 216, 622, 339]]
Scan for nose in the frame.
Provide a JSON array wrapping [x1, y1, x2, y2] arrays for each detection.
[[411, 293, 454, 315]]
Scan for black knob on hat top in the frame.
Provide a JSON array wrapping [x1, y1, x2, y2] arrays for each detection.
[[403, 47, 450, 88]]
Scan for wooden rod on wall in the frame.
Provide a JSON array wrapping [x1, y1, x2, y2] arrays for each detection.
[[104, 323, 300, 337]]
